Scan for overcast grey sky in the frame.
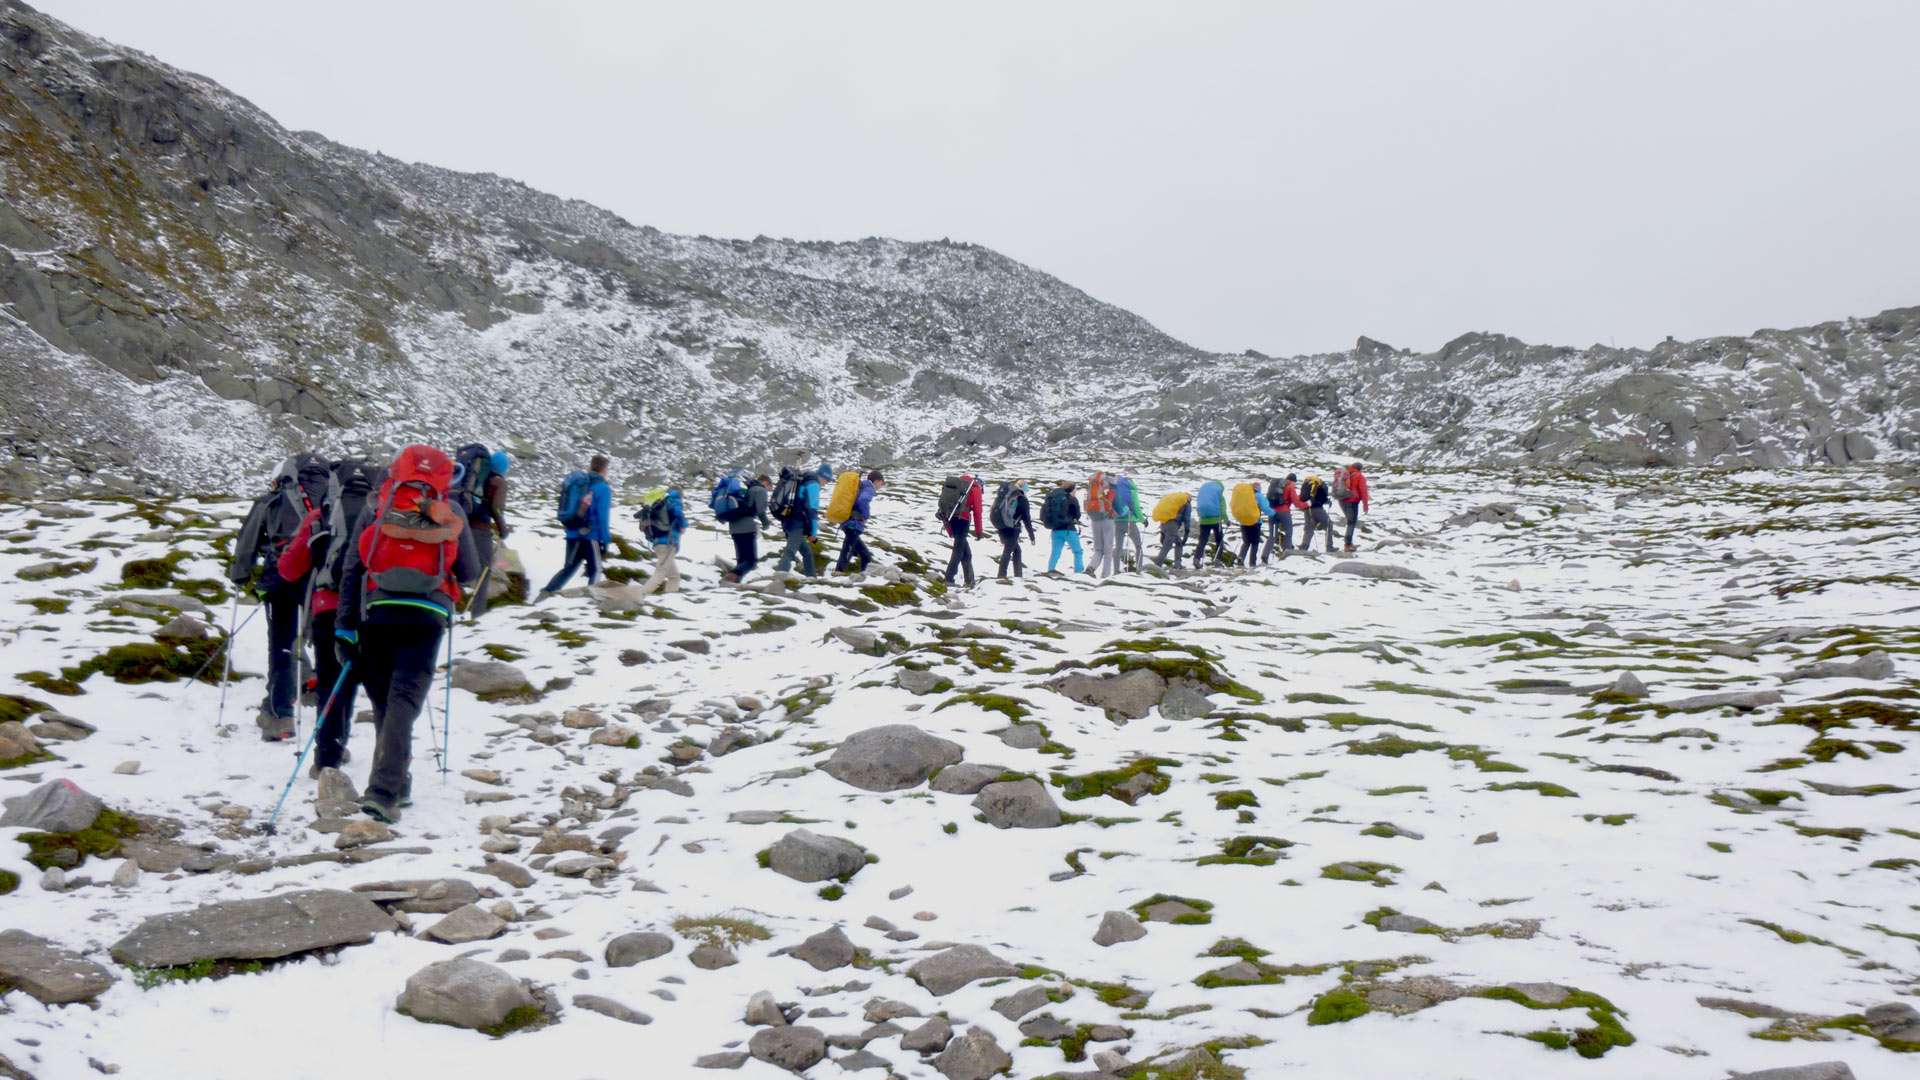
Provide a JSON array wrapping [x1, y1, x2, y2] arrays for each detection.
[[37, 0, 1920, 356]]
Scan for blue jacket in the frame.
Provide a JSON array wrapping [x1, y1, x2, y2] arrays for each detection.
[[1255, 489, 1274, 518], [566, 475, 613, 544], [1196, 481, 1225, 523], [845, 479, 876, 535], [657, 489, 689, 547], [785, 477, 820, 536]]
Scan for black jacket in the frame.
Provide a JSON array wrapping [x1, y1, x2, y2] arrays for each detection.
[[997, 489, 1035, 539]]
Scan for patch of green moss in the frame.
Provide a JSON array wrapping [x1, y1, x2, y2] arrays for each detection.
[[22, 807, 140, 870], [1321, 712, 1438, 733], [1202, 938, 1269, 962], [858, 581, 920, 607], [1129, 893, 1214, 925], [1363, 680, 1490, 702], [1320, 861, 1400, 885], [1792, 824, 1867, 841], [129, 957, 266, 989], [0, 692, 52, 724], [62, 639, 226, 686], [1583, 813, 1634, 826], [746, 612, 798, 634], [1213, 789, 1258, 811], [1306, 987, 1371, 1025], [1739, 918, 1863, 956], [1287, 691, 1352, 705], [933, 692, 1032, 723], [1487, 781, 1578, 797], [480, 643, 526, 662], [817, 884, 844, 901], [0, 868, 16, 894], [1707, 841, 1732, 853], [118, 555, 181, 589], [1054, 757, 1178, 802], [1871, 857, 1920, 871], [1368, 785, 1427, 796], [1194, 836, 1293, 867], [20, 597, 71, 615], [18, 558, 95, 582]]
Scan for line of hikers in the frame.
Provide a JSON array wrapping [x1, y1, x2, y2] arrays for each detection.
[[224, 440, 1370, 822]]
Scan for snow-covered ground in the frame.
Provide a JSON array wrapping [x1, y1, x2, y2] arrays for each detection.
[[1, 458, 1916, 1080]]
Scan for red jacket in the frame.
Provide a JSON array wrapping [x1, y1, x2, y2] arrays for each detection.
[[1340, 469, 1371, 512], [1282, 481, 1307, 512], [959, 477, 984, 536], [276, 507, 339, 615]]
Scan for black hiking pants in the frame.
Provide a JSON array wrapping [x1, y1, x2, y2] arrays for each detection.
[[1192, 523, 1227, 567], [543, 537, 601, 593], [776, 530, 816, 576], [835, 531, 871, 573], [264, 591, 301, 721], [944, 519, 976, 584], [311, 610, 363, 770], [359, 622, 443, 805], [469, 529, 495, 618], [1342, 501, 1360, 547], [731, 532, 759, 579], [1238, 524, 1263, 566], [996, 528, 1028, 577]]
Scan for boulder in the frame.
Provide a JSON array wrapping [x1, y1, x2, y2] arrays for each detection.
[[1376, 914, 1436, 934], [1728, 1065, 1856, 1080], [0, 721, 42, 763], [1330, 561, 1423, 581], [0, 778, 103, 833], [745, 989, 788, 1026], [111, 890, 397, 967], [1778, 651, 1895, 684], [0, 930, 116, 1004], [896, 669, 946, 696], [792, 926, 857, 971], [1093, 910, 1147, 947], [972, 779, 1062, 829], [448, 659, 531, 697], [821, 725, 964, 792], [353, 879, 484, 915], [1865, 1001, 1920, 1042], [933, 1029, 1012, 1080], [830, 627, 880, 653], [1611, 671, 1648, 699], [749, 1026, 826, 1072], [901, 1015, 953, 1053], [1049, 669, 1167, 719], [909, 945, 1018, 996], [767, 829, 868, 883], [995, 724, 1046, 750], [605, 932, 674, 967], [991, 985, 1051, 1020], [689, 944, 737, 970], [929, 764, 1006, 795], [1659, 690, 1783, 712], [1443, 503, 1520, 527], [28, 713, 94, 742], [395, 958, 537, 1032], [1158, 686, 1215, 722], [419, 904, 507, 944]]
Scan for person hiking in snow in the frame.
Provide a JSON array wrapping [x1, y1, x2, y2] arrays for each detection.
[[1084, 471, 1119, 578], [1238, 484, 1272, 567], [1268, 473, 1304, 559], [723, 474, 773, 583], [537, 455, 612, 601], [228, 453, 332, 741], [1154, 491, 1192, 567], [463, 450, 513, 620], [1042, 480, 1085, 573], [991, 479, 1036, 579], [1113, 474, 1147, 571], [1191, 479, 1228, 568], [833, 470, 884, 573], [940, 473, 986, 587], [336, 444, 481, 823], [275, 457, 379, 774], [774, 465, 824, 576], [1336, 461, 1371, 552], [634, 487, 688, 595], [1299, 473, 1337, 553]]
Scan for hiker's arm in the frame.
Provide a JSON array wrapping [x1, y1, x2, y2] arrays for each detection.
[[336, 512, 370, 632], [275, 508, 320, 582], [229, 499, 266, 583], [488, 475, 509, 535], [453, 507, 482, 586]]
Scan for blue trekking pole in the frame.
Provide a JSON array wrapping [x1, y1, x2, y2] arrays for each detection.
[[441, 618, 454, 777], [260, 663, 352, 836]]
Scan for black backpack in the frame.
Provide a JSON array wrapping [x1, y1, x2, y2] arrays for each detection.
[[991, 483, 1021, 531], [1040, 488, 1073, 530], [1266, 478, 1286, 508], [453, 443, 492, 520], [1301, 478, 1327, 504], [312, 458, 380, 592], [636, 496, 675, 542], [770, 467, 802, 521], [936, 475, 972, 521]]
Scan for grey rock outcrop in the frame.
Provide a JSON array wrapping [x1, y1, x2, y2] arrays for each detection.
[[749, 1025, 827, 1071], [900, 1015, 953, 1053], [1158, 686, 1214, 722], [1048, 669, 1168, 720], [605, 932, 674, 967], [792, 926, 857, 971], [767, 829, 868, 883], [448, 660, 532, 697], [971, 779, 1063, 829], [395, 958, 537, 1032], [0, 779, 103, 833], [821, 725, 964, 792], [1778, 651, 1894, 684], [1093, 910, 1147, 946], [1330, 561, 1423, 581], [0, 930, 116, 1004], [1727, 1065, 1856, 1080], [933, 1029, 1013, 1080], [111, 890, 396, 967], [909, 945, 1018, 995], [929, 763, 1006, 795]]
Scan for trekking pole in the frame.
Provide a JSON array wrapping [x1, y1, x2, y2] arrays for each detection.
[[213, 599, 262, 730], [259, 662, 352, 836], [441, 617, 455, 777], [459, 565, 493, 615]]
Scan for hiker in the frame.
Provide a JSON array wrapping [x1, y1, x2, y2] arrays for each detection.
[[634, 487, 688, 595], [336, 444, 481, 823], [1192, 479, 1228, 567], [939, 473, 985, 587], [275, 457, 379, 773], [1237, 484, 1271, 566], [228, 453, 332, 741], [1268, 474, 1303, 559], [464, 450, 512, 620], [536, 455, 612, 600], [1300, 474, 1336, 553], [1042, 480, 1084, 573], [1084, 471, 1118, 578], [723, 474, 773, 583], [1114, 474, 1147, 571], [990, 479, 1036, 578], [833, 470, 884, 573], [773, 465, 823, 576], [1335, 462, 1371, 552], [1153, 490, 1192, 566]]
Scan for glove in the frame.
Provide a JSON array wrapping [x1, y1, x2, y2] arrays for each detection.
[[334, 628, 359, 667]]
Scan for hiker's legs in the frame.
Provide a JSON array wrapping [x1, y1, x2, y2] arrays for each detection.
[[1066, 530, 1084, 572], [1238, 524, 1259, 565], [311, 610, 359, 770], [638, 543, 678, 595], [840, 532, 870, 572], [361, 623, 441, 806], [996, 528, 1017, 577], [731, 532, 758, 578], [944, 520, 968, 583], [469, 528, 494, 617], [1155, 526, 1175, 566], [264, 592, 300, 723], [542, 538, 587, 593], [1048, 529, 1067, 572], [1343, 502, 1360, 548], [1125, 522, 1145, 568], [585, 538, 603, 585], [1278, 512, 1294, 551]]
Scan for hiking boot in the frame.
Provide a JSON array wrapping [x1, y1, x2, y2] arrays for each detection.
[[534, 589, 555, 604], [1344, 544, 1358, 553], [358, 795, 401, 824], [257, 709, 295, 742], [307, 747, 352, 779]]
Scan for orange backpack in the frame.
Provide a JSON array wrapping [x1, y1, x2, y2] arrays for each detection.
[[1085, 471, 1116, 514]]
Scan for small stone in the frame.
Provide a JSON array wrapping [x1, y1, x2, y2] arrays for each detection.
[[888, 886, 914, 900], [971, 778, 1062, 829], [0, 930, 117, 1004], [561, 708, 606, 729], [490, 901, 518, 922], [995, 724, 1046, 750], [1474, 832, 1499, 845], [689, 944, 737, 970], [1377, 914, 1436, 934], [395, 958, 536, 1031], [864, 998, 922, 1023], [420, 904, 507, 944], [835, 1049, 893, 1072], [1093, 910, 1148, 946], [1727, 1065, 1857, 1080], [39, 867, 67, 892], [745, 989, 789, 1026], [932, 1028, 1012, 1080], [1612, 671, 1648, 698], [749, 1025, 827, 1071], [334, 820, 395, 849], [991, 985, 1051, 1020], [767, 828, 869, 883], [114, 761, 140, 774], [901, 1014, 953, 1053], [793, 926, 857, 971], [1142, 900, 1203, 923], [693, 1052, 750, 1070], [476, 860, 536, 889], [110, 860, 140, 888], [572, 993, 651, 1025]]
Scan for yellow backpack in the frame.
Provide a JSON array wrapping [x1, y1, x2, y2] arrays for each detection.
[[1229, 482, 1261, 526], [1151, 491, 1190, 523], [824, 471, 861, 524]]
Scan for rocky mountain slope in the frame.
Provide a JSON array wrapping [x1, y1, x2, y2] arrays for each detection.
[[1, 0, 1916, 500]]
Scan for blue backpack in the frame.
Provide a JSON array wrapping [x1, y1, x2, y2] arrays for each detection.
[[1197, 480, 1225, 521], [1113, 476, 1136, 517], [556, 471, 596, 531], [710, 471, 753, 523]]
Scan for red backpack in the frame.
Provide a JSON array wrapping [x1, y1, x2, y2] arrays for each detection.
[[1085, 471, 1116, 514], [359, 445, 464, 617]]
